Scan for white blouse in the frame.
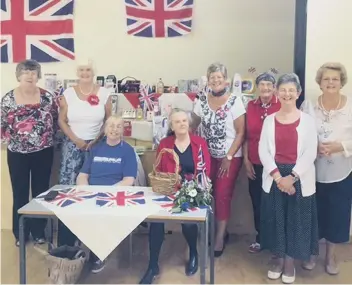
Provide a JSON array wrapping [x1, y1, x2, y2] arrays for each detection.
[[301, 96, 352, 183]]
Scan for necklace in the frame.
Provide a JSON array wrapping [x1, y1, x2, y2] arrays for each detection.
[[78, 84, 94, 96], [320, 95, 341, 122], [260, 102, 272, 120]]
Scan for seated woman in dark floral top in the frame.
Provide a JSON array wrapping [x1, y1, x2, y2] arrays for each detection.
[[1, 60, 58, 247]]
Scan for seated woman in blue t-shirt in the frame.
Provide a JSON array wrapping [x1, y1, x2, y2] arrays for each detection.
[[76, 115, 138, 273]]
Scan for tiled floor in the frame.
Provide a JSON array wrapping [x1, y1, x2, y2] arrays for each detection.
[[1, 229, 352, 284]]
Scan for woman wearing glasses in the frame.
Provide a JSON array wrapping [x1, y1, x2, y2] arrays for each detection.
[[301, 62, 352, 275], [259, 73, 319, 283]]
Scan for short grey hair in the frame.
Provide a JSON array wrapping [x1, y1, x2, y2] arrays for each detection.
[[255, 72, 276, 86], [276, 73, 302, 93], [167, 108, 192, 136], [207, 63, 228, 80], [15, 60, 42, 79]]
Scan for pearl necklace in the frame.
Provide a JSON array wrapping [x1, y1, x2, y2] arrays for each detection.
[[320, 95, 341, 122], [78, 84, 94, 96]]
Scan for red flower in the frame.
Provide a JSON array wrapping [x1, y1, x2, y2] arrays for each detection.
[[87, 94, 100, 106], [184, 173, 194, 181]]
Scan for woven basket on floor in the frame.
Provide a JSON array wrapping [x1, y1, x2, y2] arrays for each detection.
[[149, 148, 180, 196]]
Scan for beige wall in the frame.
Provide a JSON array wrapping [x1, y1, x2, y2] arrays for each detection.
[[305, 0, 352, 99], [0, 0, 296, 230]]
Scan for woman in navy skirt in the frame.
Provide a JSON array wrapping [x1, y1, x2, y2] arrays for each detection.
[[301, 62, 352, 275], [259, 73, 319, 284]]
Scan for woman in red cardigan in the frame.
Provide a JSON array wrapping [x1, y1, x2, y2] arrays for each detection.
[[139, 108, 211, 284]]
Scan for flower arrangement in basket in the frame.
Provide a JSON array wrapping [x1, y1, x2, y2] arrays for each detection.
[[171, 173, 212, 213]]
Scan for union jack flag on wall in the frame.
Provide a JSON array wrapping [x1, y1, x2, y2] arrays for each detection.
[[37, 188, 97, 208], [96, 191, 146, 207], [0, 0, 75, 63], [124, 0, 194, 38]]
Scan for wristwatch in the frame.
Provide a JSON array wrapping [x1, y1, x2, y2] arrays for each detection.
[[290, 173, 299, 182], [226, 155, 233, 161]]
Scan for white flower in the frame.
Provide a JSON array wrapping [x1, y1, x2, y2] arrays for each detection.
[[175, 191, 180, 197], [190, 198, 194, 202], [189, 189, 197, 197]]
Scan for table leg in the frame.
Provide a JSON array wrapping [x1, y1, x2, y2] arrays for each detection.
[[19, 215, 26, 284], [199, 222, 206, 284], [209, 210, 215, 284], [47, 218, 53, 245], [205, 216, 209, 269]]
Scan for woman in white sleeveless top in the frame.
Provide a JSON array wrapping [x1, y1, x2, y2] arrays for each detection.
[[301, 62, 352, 275], [57, 59, 112, 246], [58, 59, 111, 186]]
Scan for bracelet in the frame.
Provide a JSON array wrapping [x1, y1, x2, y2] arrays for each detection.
[[274, 176, 282, 182]]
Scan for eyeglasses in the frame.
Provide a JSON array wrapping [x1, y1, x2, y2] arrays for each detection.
[[278, 89, 298, 95]]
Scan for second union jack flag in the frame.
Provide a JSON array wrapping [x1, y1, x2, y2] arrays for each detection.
[[96, 191, 146, 207], [37, 188, 97, 208], [152, 195, 199, 212], [124, 0, 194, 38], [0, 0, 75, 63]]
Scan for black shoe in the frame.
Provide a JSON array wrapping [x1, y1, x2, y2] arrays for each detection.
[[139, 266, 160, 284], [214, 232, 229, 258], [185, 252, 198, 276]]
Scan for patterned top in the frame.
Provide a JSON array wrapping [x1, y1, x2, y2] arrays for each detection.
[[193, 93, 246, 158], [1, 88, 58, 154], [301, 96, 352, 183]]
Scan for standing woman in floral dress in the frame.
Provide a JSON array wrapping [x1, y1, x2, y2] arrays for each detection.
[[57, 59, 112, 246], [192, 63, 246, 257], [1, 60, 58, 246]]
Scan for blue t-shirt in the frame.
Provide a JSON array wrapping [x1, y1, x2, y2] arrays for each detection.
[[80, 140, 138, 186]]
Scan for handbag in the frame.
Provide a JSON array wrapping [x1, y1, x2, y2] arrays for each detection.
[[35, 244, 87, 284], [117, 76, 141, 93]]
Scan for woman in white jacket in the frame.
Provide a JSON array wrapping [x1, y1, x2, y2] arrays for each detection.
[[259, 73, 319, 284]]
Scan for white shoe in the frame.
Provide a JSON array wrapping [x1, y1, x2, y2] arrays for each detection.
[[267, 270, 282, 280], [282, 269, 295, 284]]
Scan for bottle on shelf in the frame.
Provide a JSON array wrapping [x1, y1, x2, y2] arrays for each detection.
[[136, 105, 143, 120], [156, 78, 164, 94]]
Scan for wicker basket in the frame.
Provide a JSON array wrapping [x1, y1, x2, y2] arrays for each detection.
[[149, 148, 181, 195]]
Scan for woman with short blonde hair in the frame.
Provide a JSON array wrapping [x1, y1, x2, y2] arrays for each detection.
[[75, 115, 137, 273], [192, 63, 246, 257], [57, 59, 112, 249], [301, 62, 352, 275]]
